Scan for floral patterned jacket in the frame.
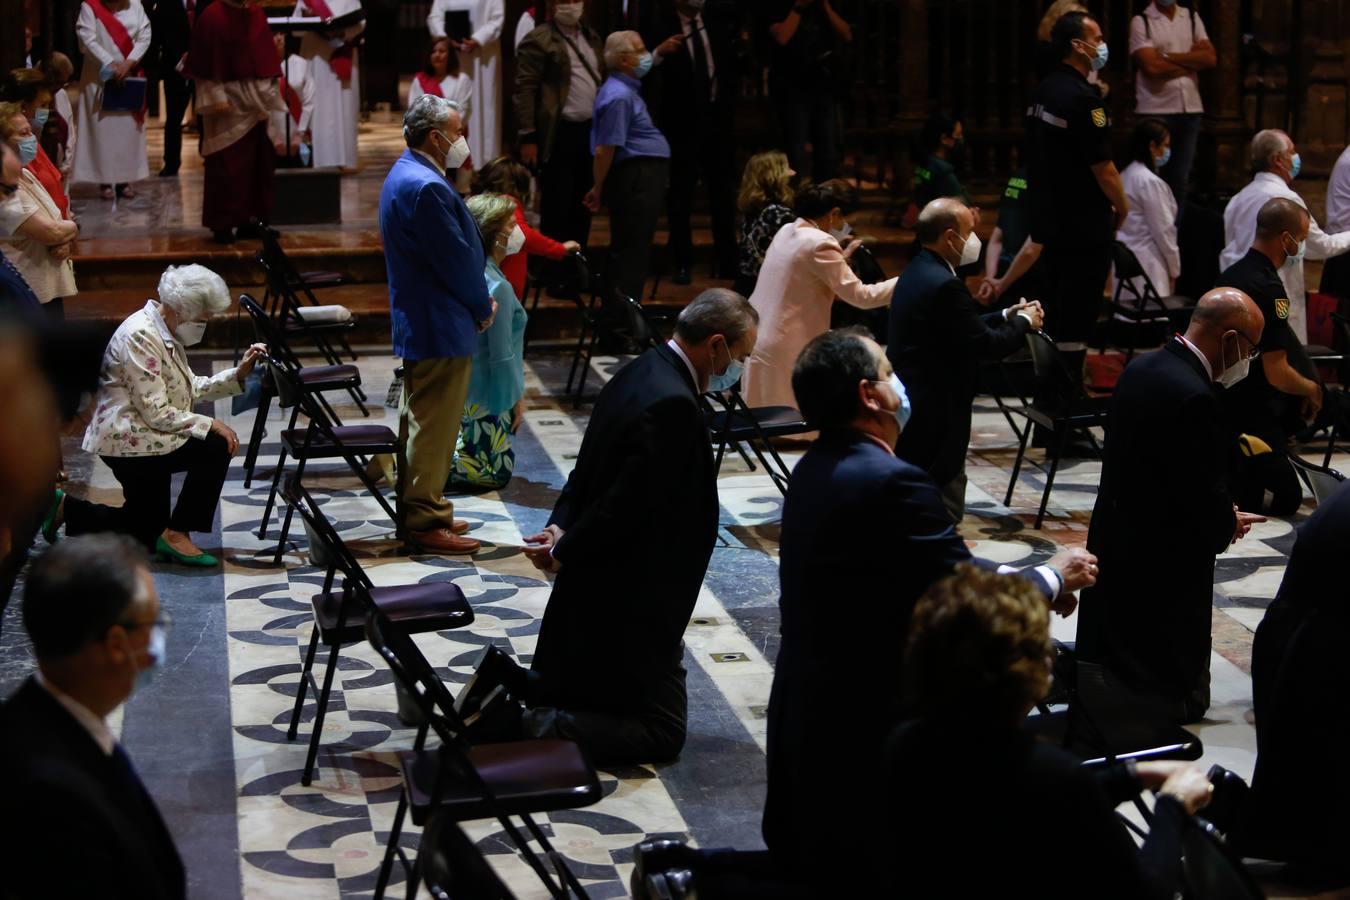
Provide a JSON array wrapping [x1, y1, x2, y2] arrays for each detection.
[[82, 300, 242, 458]]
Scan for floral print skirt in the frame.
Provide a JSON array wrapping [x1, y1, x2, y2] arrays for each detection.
[[448, 403, 516, 491]]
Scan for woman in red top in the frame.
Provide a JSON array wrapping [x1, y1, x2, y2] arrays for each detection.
[[473, 156, 578, 298]]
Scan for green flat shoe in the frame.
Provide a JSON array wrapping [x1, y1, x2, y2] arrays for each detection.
[[41, 488, 64, 544], [154, 535, 219, 567]]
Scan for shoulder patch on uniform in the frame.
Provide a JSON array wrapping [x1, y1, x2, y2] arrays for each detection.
[[1275, 299, 1290, 320], [1091, 107, 1107, 128]]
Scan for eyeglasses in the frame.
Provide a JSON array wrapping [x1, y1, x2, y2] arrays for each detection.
[[1232, 330, 1261, 361]]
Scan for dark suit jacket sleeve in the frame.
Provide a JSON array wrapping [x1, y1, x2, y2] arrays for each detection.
[[890, 464, 975, 574], [1179, 390, 1238, 554], [940, 280, 1030, 361], [550, 396, 704, 569], [412, 181, 494, 322], [512, 31, 546, 140]]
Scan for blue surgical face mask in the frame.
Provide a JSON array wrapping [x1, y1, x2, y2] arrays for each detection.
[[1284, 233, 1307, 266], [299, 142, 312, 167], [135, 623, 166, 692], [875, 373, 912, 432], [16, 135, 38, 165], [633, 51, 654, 78], [1156, 146, 1171, 169], [708, 338, 744, 392], [1079, 38, 1109, 71], [1289, 152, 1302, 180], [31, 108, 49, 130]]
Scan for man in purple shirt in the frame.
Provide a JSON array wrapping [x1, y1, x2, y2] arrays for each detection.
[[583, 30, 671, 302]]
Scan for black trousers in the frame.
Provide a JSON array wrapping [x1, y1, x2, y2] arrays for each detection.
[[161, 72, 192, 172], [539, 119, 594, 283], [1039, 241, 1112, 345], [66, 431, 232, 550], [522, 660, 687, 767], [604, 156, 669, 302], [667, 120, 737, 275]]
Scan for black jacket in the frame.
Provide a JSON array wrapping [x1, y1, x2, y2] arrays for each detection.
[[1077, 340, 1237, 701], [146, 0, 193, 76], [0, 677, 185, 899], [889, 248, 1031, 485], [637, 0, 738, 137], [532, 344, 717, 710], [762, 430, 1054, 889], [1245, 479, 1350, 869]]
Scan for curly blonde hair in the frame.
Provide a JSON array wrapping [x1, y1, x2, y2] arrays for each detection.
[[737, 150, 794, 216], [466, 192, 519, 257], [0, 102, 27, 143], [904, 565, 1053, 726]]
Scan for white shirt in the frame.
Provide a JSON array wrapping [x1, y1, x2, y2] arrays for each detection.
[[34, 671, 115, 756], [1129, 3, 1208, 114], [1327, 146, 1350, 234], [558, 24, 599, 123], [1220, 172, 1350, 343], [1116, 160, 1181, 295], [666, 338, 701, 390], [1176, 333, 1213, 381]]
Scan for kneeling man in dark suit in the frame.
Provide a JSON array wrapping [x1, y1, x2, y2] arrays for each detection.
[[460, 288, 758, 767], [1, 534, 184, 899], [1077, 288, 1268, 723]]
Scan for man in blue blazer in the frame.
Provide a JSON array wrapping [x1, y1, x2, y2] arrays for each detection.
[[380, 95, 496, 554], [760, 327, 1097, 893]]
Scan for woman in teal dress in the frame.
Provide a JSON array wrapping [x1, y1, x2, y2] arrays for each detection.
[[450, 193, 529, 490]]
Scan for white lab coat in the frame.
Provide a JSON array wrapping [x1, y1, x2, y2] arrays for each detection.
[[1220, 171, 1350, 343], [294, 0, 364, 170], [427, 0, 504, 164], [72, 0, 152, 186], [1326, 146, 1350, 234], [1116, 160, 1180, 299]]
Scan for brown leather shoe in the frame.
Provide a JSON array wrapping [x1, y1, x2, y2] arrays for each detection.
[[451, 519, 471, 535], [409, 528, 481, 554]]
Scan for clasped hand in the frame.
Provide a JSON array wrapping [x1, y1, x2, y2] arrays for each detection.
[[522, 524, 564, 573]]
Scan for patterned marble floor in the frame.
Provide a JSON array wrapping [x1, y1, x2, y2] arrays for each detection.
[[4, 346, 1346, 899]]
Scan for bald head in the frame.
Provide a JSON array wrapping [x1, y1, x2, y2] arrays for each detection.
[[916, 198, 971, 245], [1188, 287, 1263, 348]]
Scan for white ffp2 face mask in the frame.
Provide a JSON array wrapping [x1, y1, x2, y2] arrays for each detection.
[[1216, 334, 1251, 388], [959, 231, 982, 267], [505, 224, 525, 256], [174, 321, 207, 346]]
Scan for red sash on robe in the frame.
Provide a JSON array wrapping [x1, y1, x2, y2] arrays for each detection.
[[302, 0, 355, 83], [279, 76, 303, 125], [414, 72, 444, 98], [83, 0, 147, 125]]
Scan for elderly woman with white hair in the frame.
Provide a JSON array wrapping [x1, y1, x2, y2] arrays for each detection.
[[40, 264, 267, 566]]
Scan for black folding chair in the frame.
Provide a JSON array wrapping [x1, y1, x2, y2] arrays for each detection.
[[238, 294, 367, 489], [523, 250, 588, 354], [365, 611, 602, 900], [256, 248, 361, 378], [417, 810, 518, 900], [257, 221, 358, 361], [1004, 330, 1112, 528], [702, 388, 809, 495], [1288, 454, 1346, 507], [282, 478, 474, 786], [1108, 241, 1195, 360], [257, 357, 401, 564], [1312, 312, 1350, 466]]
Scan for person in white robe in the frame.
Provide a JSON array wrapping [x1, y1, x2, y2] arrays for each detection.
[[407, 37, 475, 122], [427, 0, 504, 164], [274, 34, 317, 156], [72, 0, 151, 196], [293, 0, 365, 170], [1115, 119, 1180, 307], [1220, 129, 1350, 344], [513, 7, 536, 50]]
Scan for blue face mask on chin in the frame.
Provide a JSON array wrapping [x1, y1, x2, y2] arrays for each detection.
[[707, 338, 744, 392], [1289, 152, 1302, 180], [32, 108, 49, 130], [633, 51, 654, 78], [875, 373, 912, 432], [1156, 146, 1172, 169]]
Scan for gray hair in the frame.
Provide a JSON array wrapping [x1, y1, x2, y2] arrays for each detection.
[[674, 288, 759, 346], [1251, 129, 1291, 172], [603, 30, 642, 69], [157, 264, 231, 321], [403, 95, 462, 148]]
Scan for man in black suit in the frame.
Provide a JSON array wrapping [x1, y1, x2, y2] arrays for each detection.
[[461, 289, 758, 766], [0, 534, 185, 899], [754, 327, 1096, 893], [640, 0, 739, 282], [147, 0, 194, 176], [890, 197, 1044, 521], [1216, 197, 1326, 516], [1077, 288, 1267, 723]]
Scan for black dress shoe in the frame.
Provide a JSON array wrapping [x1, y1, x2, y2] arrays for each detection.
[[671, 266, 692, 286], [454, 645, 526, 719], [1202, 764, 1250, 835], [158, 166, 179, 177], [630, 840, 700, 896], [460, 685, 525, 744], [645, 869, 697, 900], [235, 222, 262, 239]]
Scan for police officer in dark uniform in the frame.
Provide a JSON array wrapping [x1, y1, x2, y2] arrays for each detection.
[[1025, 11, 1128, 397], [1215, 197, 1325, 515]]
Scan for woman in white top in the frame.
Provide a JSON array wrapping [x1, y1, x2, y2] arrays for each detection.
[[407, 37, 475, 124], [427, 0, 503, 164], [46, 265, 267, 567], [0, 109, 77, 315], [1116, 119, 1180, 301]]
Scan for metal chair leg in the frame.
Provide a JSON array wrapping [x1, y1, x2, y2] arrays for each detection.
[[300, 640, 341, 786], [1005, 419, 1031, 506], [242, 387, 275, 489], [373, 792, 409, 900], [1324, 421, 1339, 469], [1036, 426, 1070, 529], [287, 626, 321, 739], [272, 457, 307, 563], [258, 447, 289, 539]]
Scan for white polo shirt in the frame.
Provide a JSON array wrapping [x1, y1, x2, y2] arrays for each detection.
[[1129, 3, 1208, 115]]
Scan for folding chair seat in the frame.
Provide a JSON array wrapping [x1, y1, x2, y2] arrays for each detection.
[[365, 611, 602, 900], [703, 388, 809, 495], [283, 479, 473, 786], [1004, 330, 1111, 528], [238, 294, 367, 488]]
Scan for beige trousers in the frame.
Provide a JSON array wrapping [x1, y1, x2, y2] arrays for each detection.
[[397, 356, 472, 533]]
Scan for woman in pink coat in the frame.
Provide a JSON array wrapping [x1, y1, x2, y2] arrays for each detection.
[[742, 181, 898, 411]]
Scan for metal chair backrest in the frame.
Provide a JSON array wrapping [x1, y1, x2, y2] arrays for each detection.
[[240, 293, 305, 371], [1289, 455, 1346, 507], [1026, 330, 1091, 404], [618, 294, 661, 352], [1111, 241, 1163, 311]]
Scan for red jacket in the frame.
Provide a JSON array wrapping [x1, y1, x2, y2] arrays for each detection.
[[501, 200, 568, 298]]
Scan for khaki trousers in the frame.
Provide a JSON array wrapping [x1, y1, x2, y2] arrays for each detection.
[[397, 356, 472, 533]]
